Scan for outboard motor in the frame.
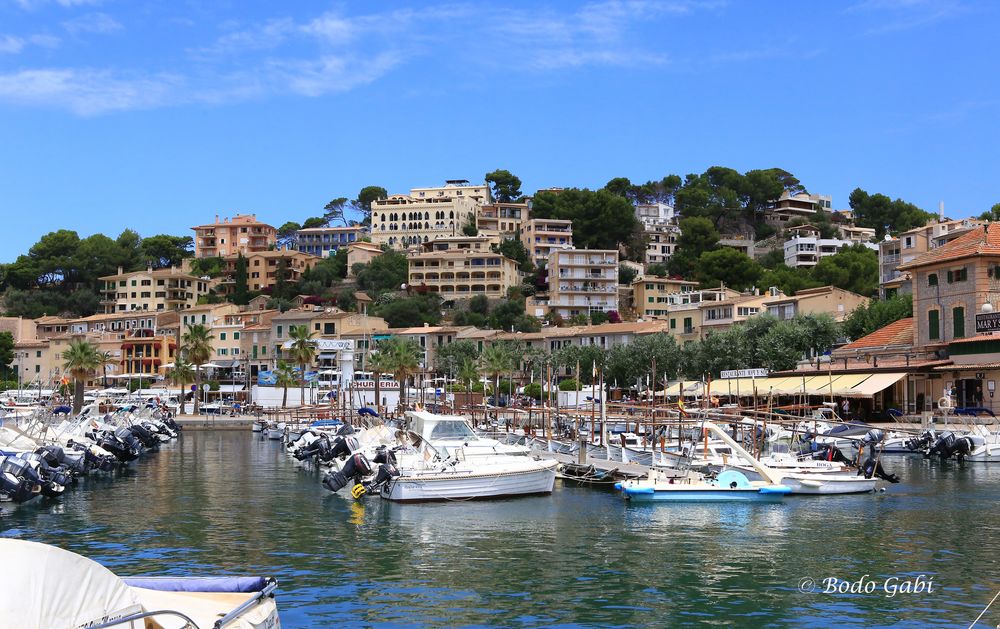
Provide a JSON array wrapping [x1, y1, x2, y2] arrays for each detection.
[[321, 453, 373, 493], [128, 423, 159, 449], [115, 427, 142, 459], [16, 453, 69, 497], [71, 441, 119, 472], [905, 430, 934, 455], [929, 432, 957, 460], [36, 445, 85, 478], [357, 463, 400, 497], [0, 456, 43, 503], [953, 436, 975, 461], [328, 436, 360, 460], [293, 435, 330, 461], [811, 444, 853, 465], [861, 457, 901, 483], [336, 423, 356, 437], [373, 446, 398, 466]]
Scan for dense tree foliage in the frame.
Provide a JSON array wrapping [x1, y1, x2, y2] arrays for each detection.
[[351, 185, 388, 225], [978, 203, 1000, 222], [849, 188, 934, 239], [842, 294, 913, 341], [674, 167, 797, 228], [697, 248, 762, 291], [667, 216, 719, 277], [485, 169, 523, 202], [492, 238, 533, 272], [353, 249, 408, 295], [374, 293, 442, 328], [811, 243, 879, 296], [530, 188, 641, 255]]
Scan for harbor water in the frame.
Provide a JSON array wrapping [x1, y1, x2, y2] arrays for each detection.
[[2, 430, 999, 628]]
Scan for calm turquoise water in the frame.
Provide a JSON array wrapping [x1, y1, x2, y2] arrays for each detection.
[[3, 430, 1000, 628]]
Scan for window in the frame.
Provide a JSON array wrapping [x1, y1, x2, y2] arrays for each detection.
[[324, 323, 335, 334], [928, 309, 940, 341], [233, 332, 240, 340], [946, 267, 967, 283], [648, 297, 654, 303], [953, 306, 965, 338], [219, 333, 226, 340], [276, 325, 283, 338], [928, 273, 938, 286], [670, 319, 676, 329]]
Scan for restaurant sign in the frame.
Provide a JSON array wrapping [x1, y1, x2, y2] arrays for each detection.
[[720, 368, 769, 379], [975, 312, 1000, 334]]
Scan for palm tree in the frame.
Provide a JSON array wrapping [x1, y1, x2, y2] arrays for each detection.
[[480, 344, 513, 407], [62, 339, 100, 414], [274, 361, 297, 408], [97, 351, 116, 388], [168, 357, 194, 415], [287, 325, 316, 406], [381, 338, 421, 412], [181, 324, 215, 415], [368, 350, 393, 414], [457, 357, 480, 412]]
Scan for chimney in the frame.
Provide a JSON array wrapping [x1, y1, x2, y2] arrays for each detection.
[[117, 266, 123, 275], [939, 201, 944, 222], [215, 214, 219, 224]]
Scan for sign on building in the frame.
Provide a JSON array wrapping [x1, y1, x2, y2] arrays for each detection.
[[720, 368, 769, 379], [975, 312, 1000, 334]]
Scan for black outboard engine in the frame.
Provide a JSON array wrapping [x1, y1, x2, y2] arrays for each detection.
[[293, 435, 330, 461], [905, 431, 934, 454], [0, 456, 42, 503], [953, 436, 974, 460], [860, 457, 901, 483], [328, 436, 360, 460], [358, 463, 400, 496], [72, 442, 119, 472], [373, 446, 398, 466], [336, 423, 356, 437], [322, 453, 373, 493], [128, 424, 159, 449], [36, 445, 85, 478], [929, 432, 956, 460], [114, 427, 142, 460], [16, 453, 70, 497], [811, 444, 853, 465]]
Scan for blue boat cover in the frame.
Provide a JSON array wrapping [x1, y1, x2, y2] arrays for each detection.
[[122, 576, 269, 593], [310, 419, 343, 427], [358, 407, 379, 417]]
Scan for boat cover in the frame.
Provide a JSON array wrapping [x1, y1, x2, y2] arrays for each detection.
[[0, 538, 143, 628], [122, 576, 269, 593]]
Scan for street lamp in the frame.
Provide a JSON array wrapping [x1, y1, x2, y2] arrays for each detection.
[[983, 301, 994, 314]]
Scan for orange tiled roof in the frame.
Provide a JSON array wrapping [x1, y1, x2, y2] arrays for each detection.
[[898, 223, 1000, 269], [839, 317, 914, 351]]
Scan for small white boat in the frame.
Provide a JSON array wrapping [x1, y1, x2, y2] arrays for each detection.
[[617, 422, 792, 503], [0, 538, 280, 628], [266, 423, 286, 440], [380, 455, 558, 502]]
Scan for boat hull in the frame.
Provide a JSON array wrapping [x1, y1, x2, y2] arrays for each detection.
[[381, 461, 557, 502], [623, 488, 787, 503]]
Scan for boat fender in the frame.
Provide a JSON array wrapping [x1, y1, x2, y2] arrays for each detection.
[[613, 482, 622, 491], [938, 396, 951, 409], [351, 483, 367, 499], [623, 486, 655, 495]]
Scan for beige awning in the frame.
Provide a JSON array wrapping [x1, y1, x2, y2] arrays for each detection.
[[845, 372, 908, 397]]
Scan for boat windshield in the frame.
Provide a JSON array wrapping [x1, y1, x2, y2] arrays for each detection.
[[429, 420, 477, 441]]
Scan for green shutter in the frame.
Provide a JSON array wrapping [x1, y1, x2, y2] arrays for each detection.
[[954, 307, 965, 338], [929, 310, 940, 340]]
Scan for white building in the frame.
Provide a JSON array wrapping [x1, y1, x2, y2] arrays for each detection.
[[529, 249, 619, 318], [370, 180, 488, 249], [783, 225, 877, 268]]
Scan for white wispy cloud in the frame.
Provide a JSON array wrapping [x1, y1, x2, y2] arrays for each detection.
[[62, 12, 123, 35], [0, 32, 60, 54], [845, 0, 965, 35], [0, 2, 722, 115]]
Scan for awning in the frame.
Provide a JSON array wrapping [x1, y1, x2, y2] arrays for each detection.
[[846, 372, 907, 397], [803, 374, 870, 396]]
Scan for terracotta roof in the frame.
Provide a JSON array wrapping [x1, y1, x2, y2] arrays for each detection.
[[898, 222, 1000, 270], [839, 317, 914, 351], [948, 333, 1000, 345], [934, 363, 1000, 371]]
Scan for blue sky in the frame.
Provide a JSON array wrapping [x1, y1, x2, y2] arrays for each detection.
[[1, 0, 998, 258]]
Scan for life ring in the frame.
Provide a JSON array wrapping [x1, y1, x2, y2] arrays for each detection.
[[938, 396, 952, 409]]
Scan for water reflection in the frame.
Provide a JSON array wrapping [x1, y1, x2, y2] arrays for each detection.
[[1, 432, 998, 627]]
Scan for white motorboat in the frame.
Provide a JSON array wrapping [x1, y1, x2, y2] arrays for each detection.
[[323, 411, 558, 502], [0, 538, 280, 628], [266, 423, 286, 440]]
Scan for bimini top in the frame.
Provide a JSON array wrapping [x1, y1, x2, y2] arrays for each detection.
[[405, 410, 479, 443]]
